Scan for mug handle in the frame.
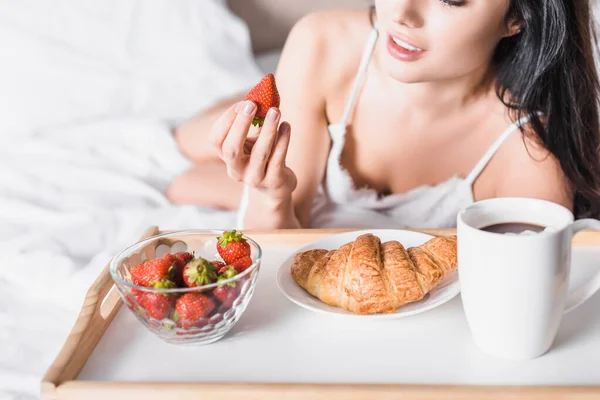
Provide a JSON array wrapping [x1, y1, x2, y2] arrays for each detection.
[[564, 219, 600, 313]]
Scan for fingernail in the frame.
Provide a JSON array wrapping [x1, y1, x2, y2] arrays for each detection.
[[242, 101, 256, 116], [280, 123, 290, 135], [266, 108, 278, 122], [234, 102, 242, 113]]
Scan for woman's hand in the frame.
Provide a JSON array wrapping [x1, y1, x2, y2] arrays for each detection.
[[210, 100, 297, 203]]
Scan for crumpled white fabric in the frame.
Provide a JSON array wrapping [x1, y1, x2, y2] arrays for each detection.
[[0, 0, 260, 138], [0, 1, 264, 398]]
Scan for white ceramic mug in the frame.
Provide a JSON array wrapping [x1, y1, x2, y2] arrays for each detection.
[[457, 197, 600, 360]]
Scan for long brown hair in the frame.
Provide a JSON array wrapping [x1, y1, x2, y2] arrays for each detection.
[[494, 1, 600, 217], [370, 1, 600, 217]]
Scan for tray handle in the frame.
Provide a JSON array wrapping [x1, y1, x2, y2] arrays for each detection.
[[41, 226, 160, 400]]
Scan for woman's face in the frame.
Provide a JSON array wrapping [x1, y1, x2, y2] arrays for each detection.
[[374, 0, 518, 83]]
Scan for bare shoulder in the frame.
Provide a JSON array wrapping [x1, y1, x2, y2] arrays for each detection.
[[286, 8, 373, 55], [274, 9, 373, 226], [277, 9, 373, 101], [491, 122, 573, 210]]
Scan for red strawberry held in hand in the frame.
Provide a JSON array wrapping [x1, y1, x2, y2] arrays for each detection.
[[216, 230, 251, 264], [245, 73, 280, 127], [182, 257, 217, 287], [130, 258, 175, 287], [173, 293, 216, 329]]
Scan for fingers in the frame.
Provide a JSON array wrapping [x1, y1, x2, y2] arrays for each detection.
[[267, 122, 291, 171], [247, 120, 262, 142], [246, 108, 281, 184], [210, 101, 243, 156], [262, 122, 292, 191], [211, 99, 292, 195], [221, 100, 257, 174]]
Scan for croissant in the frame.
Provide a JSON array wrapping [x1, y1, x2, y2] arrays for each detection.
[[290, 233, 457, 315]]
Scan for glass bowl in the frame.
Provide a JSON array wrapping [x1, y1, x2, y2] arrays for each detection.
[[109, 229, 261, 344]]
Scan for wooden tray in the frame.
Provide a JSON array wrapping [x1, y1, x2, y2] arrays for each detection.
[[41, 227, 600, 400]]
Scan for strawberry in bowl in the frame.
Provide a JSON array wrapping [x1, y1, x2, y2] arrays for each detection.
[[110, 230, 261, 344], [217, 230, 254, 273]]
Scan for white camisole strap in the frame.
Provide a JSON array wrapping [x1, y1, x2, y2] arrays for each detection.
[[339, 25, 379, 127], [464, 113, 541, 185]]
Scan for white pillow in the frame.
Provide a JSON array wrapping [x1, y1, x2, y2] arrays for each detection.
[[0, 0, 263, 138]]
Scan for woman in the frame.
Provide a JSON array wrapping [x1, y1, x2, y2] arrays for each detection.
[[169, 0, 600, 229]]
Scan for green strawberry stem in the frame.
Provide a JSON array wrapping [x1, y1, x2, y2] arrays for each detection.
[[251, 117, 264, 127], [151, 279, 176, 292], [217, 266, 238, 287], [217, 230, 245, 248], [185, 258, 217, 285]]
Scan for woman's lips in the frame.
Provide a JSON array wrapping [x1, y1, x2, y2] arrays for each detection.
[[386, 34, 426, 62]]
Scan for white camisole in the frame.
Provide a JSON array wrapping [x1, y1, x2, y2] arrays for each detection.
[[308, 25, 536, 229]]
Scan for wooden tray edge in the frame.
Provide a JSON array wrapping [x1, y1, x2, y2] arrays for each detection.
[[55, 381, 600, 400], [41, 226, 160, 400], [241, 228, 600, 247]]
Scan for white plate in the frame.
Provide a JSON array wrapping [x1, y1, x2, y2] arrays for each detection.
[[276, 229, 460, 319]]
